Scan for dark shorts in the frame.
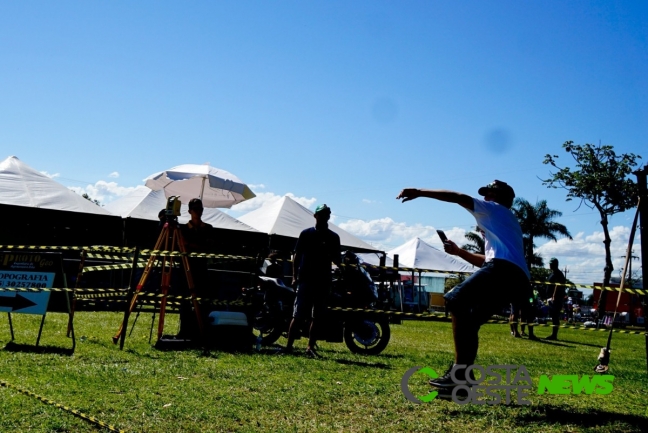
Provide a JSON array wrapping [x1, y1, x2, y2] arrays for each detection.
[[444, 259, 532, 325], [292, 282, 329, 320]]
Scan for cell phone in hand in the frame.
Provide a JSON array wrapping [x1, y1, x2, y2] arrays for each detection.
[[436, 230, 448, 243]]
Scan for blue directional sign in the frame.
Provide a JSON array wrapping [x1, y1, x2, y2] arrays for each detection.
[[0, 253, 58, 315]]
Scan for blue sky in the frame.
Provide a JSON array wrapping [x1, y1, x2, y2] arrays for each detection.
[[1, 1, 645, 285]]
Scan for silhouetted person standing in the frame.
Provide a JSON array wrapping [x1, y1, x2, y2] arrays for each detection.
[[177, 198, 214, 339], [278, 204, 341, 358], [545, 257, 566, 340]]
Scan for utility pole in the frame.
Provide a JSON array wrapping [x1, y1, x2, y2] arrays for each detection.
[[633, 164, 647, 374]]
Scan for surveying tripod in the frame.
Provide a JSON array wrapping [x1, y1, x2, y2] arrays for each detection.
[[113, 199, 204, 348]]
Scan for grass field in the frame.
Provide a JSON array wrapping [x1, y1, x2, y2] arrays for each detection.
[[0, 311, 647, 432]]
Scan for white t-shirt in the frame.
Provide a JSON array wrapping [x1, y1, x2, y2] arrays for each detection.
[[468, 198, 530, 278]]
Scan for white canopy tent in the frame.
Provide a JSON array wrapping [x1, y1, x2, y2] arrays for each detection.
[[0, 156, 123, 246], [238, 196, 380, 252], [356, 252, 394, 267], [104, 186, 260, 233], [0, 155, 113, 215], [386, 237, 478, 312], [386, 237, 478, 274]]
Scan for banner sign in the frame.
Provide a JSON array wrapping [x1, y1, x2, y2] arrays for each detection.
[[0, 252, 61, 315]]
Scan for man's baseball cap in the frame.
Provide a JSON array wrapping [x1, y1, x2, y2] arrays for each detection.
[[549, 257, 559, 265], [314, 204, 331, 215], [477, 180, 515, 207]]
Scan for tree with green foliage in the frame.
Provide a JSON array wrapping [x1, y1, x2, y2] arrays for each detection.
[[82, 192, 101, 206], [542, 141, 641, 320], [512, 197, 572, 270]]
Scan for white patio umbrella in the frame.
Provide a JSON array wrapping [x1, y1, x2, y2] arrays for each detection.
[[144, 163, 256, 208]]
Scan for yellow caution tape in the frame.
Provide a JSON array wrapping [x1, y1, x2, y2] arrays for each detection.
[[85, 253, 138, 261], [2, 244, 646, 294], [0, 379, 126, 433], [0, 245, 135, 253]]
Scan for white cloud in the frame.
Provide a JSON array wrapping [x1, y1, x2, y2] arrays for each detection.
[[534, 226, 641, 284], [40, 171, 60, 179], [109, 172, 119, 178], [338, 218, 472, 251]]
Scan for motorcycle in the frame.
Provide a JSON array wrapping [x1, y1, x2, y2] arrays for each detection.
[[243, 251, 391, 355]]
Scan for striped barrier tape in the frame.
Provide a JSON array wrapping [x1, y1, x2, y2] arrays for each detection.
[[2, 281, 640, 337], [0, 245, 135, 253], [0, 287, 250, 306], [2, 244, 645, 293], [75, 292, 129, 300], [76, 298, 183, 308], [85, 253, 141, 261], [0, 379, 126, 433], [83, 263, 145, 273]]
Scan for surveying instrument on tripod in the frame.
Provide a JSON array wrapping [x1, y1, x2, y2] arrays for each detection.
[[113, 195, 205, 348]]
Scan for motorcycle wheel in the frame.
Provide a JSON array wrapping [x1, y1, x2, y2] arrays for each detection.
[[251, 311, 284, 346], [343, 318, 390, 355]]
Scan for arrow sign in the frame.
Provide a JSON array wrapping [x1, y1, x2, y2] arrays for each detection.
[[0, 293, 37, 311], [0, 292, 50, 315]]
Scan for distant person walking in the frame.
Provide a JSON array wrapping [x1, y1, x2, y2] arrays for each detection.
[[397, 180, 534, 399], [546, 257, 566, 340]]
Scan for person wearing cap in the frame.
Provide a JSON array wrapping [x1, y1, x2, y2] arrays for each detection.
[[182, 198, 215, 253], [278, 204, 341, 358], [177, 198, 215, 339], [396, 180, 534, 398], [546, 257, 567, 340]]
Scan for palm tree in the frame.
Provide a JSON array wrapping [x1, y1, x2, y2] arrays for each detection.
[[512, 198, 572, 269], [461, 230, 485, 255], [523, 238, 545, 268]]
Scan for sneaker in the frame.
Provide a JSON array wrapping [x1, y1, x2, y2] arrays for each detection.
[[545, 335, 558, 341], [429, 365, 475, 388], [436, 384, 471, 401], [305, 348, 321, 359]]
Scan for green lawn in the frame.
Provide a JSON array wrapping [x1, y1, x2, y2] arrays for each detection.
[[1, 311, 647, 432]]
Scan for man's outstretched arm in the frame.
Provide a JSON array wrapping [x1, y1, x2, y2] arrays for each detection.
[[443, 239, 485, 268], [396, 188, 474, 211]]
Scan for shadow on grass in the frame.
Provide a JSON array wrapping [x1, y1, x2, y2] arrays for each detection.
[[2, 341, 74, 356], [335, 359, 391, 369], [514, 404, 648, 431], [554, 339, 606, 348], [373, 353, 405, 360], [525, 339, 575, 348], [444, 404, 647, 431]]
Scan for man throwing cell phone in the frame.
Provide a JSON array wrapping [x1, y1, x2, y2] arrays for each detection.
[[396, 180, 534, 399]]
